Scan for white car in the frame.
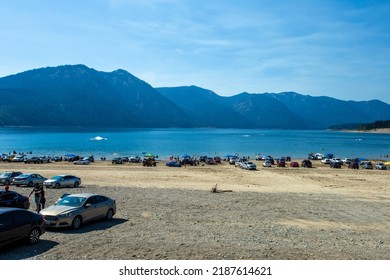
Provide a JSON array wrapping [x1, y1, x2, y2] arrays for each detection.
[[331, 158, 343, 164], [375, 162, 387, 170], [242, 162, 257, 170], [321, 158, 331, 164], [342, 158, 352, 164], [262, 160, 272, 167]]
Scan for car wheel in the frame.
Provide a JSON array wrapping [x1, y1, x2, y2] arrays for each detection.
[[4, 179, 10, 185], [106, 209, 114, 220], [55, 183, 60, 188], [71, 216, 82, 230], [73, 181, 80, 188], [27, 181, 33, 188], [28, 228, 41, 245]]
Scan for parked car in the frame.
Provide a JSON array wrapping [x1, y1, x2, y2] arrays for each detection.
[[0, 171, 22, 185], [0, 190, 30, 209], [362, 162, 373, 169], [242, 161, 257, 170], [229, 156, 238, 164], [166, 161, 182, 167], [24, 157, 44, 164], [111, 157, 124, 164], [342, 158, 352, 164], [235, 158, 247, 168], [321, 158, 331, 164], [331, 158, 343, 165], [43, 175, 81, 188], [290, 162, 299, 167], [262, 160, 272, 167], [12, 155, 26, 162], [330, 161, 342, 168], [143, 157, 157, 167], [73, 158, 90, 165], [40, 193, 116, 230], [129, 156, 141, 163], [12, 173, 47, 187], [120, 156, 129, 162], [276, 159, 286, 167], [0, 207, 46, 246], [375, 162, 387, 170], [301, 159, 312, 168]]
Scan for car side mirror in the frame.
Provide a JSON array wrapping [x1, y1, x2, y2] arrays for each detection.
[[85, 203, 92, 208]]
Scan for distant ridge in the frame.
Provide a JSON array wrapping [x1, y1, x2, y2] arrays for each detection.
[[1, 65, 390, 129]]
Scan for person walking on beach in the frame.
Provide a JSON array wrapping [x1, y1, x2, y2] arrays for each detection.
[[29, 184, 41, 212]]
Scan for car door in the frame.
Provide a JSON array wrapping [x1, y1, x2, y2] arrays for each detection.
[[12, 210, 31, 240], [81, 196, 101, 223], [63, 176, 72, 187], [0, 212, 14, 245], [82, 196, 107, 223]]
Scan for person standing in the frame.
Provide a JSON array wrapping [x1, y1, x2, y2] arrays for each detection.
[[38, 185, 46, 212], [29, 185, 41, 212]]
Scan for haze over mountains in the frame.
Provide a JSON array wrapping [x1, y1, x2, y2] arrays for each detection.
[[0, 65, 389, 129]]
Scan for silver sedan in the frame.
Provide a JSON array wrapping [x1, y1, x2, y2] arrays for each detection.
[[43, 175, 81, 188], [40, 193, 116, 229]]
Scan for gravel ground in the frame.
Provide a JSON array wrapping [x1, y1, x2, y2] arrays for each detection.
[[1, 180, 389, 260]]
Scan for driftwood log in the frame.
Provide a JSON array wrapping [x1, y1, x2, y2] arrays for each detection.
[[211, 184, 233, 193]]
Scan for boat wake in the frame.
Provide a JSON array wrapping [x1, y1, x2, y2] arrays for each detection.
[[90, 136, 108, 141]]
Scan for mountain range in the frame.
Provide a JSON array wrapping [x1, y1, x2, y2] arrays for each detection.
[[0, 64, 389, 129]]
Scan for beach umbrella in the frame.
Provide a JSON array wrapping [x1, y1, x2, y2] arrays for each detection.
[[224, 154, 234, 158], [181, 154, 191, 159], [143, 153, 155, 158]]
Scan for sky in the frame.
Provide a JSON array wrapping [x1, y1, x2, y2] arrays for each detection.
[[1, 0, 390, 103]]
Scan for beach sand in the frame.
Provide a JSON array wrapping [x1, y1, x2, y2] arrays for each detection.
[[0, 160, 389, 260]]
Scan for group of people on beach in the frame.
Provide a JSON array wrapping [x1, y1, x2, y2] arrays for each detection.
[[3, 184, 46, 213]]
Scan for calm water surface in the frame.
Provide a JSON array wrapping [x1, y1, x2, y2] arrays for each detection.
[[0, 127, 389, 160]]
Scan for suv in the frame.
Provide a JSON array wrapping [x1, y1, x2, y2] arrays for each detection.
[[143, 157, 157, 167]]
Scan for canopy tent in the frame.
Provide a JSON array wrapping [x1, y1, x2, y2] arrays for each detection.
[[181, 154, 191, 159]]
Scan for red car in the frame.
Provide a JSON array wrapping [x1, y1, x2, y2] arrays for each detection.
[[290, 162, 299, 167]]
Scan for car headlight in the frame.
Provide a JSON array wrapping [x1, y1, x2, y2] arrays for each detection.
[[58, 212, 74, 218]]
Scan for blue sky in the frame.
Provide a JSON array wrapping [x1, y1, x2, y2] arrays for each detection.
[[1, 0, 390, 103]]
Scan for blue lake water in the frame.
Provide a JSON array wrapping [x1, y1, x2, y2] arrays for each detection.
[[0, 127, 389, 160]]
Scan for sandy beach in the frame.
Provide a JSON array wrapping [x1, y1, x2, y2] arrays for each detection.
[[0, 159, 389, 260]]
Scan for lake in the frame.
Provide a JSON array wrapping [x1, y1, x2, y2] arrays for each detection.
[[0, 127, 389, 160]]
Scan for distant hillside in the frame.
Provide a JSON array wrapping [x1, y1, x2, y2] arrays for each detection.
[[1, 65, 390, 129], [158, 87, 390, 129], [0, 65, 193, 127]]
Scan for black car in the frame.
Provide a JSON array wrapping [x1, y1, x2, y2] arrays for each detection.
[[330, 161, 342, 168], [0, 171, 22, 185], [0, 208, 46, 246], [0, 190, 30, 209], [112, 157, 124, 164]]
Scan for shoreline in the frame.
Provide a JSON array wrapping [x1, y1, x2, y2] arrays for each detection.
[[339, 128, 390, 134]]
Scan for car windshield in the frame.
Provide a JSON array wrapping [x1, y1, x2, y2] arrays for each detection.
[[0, 172, 11, 178], [57, 196, 87, 207], [51, 175, 63, 180], [17, 174, 29, 178]]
